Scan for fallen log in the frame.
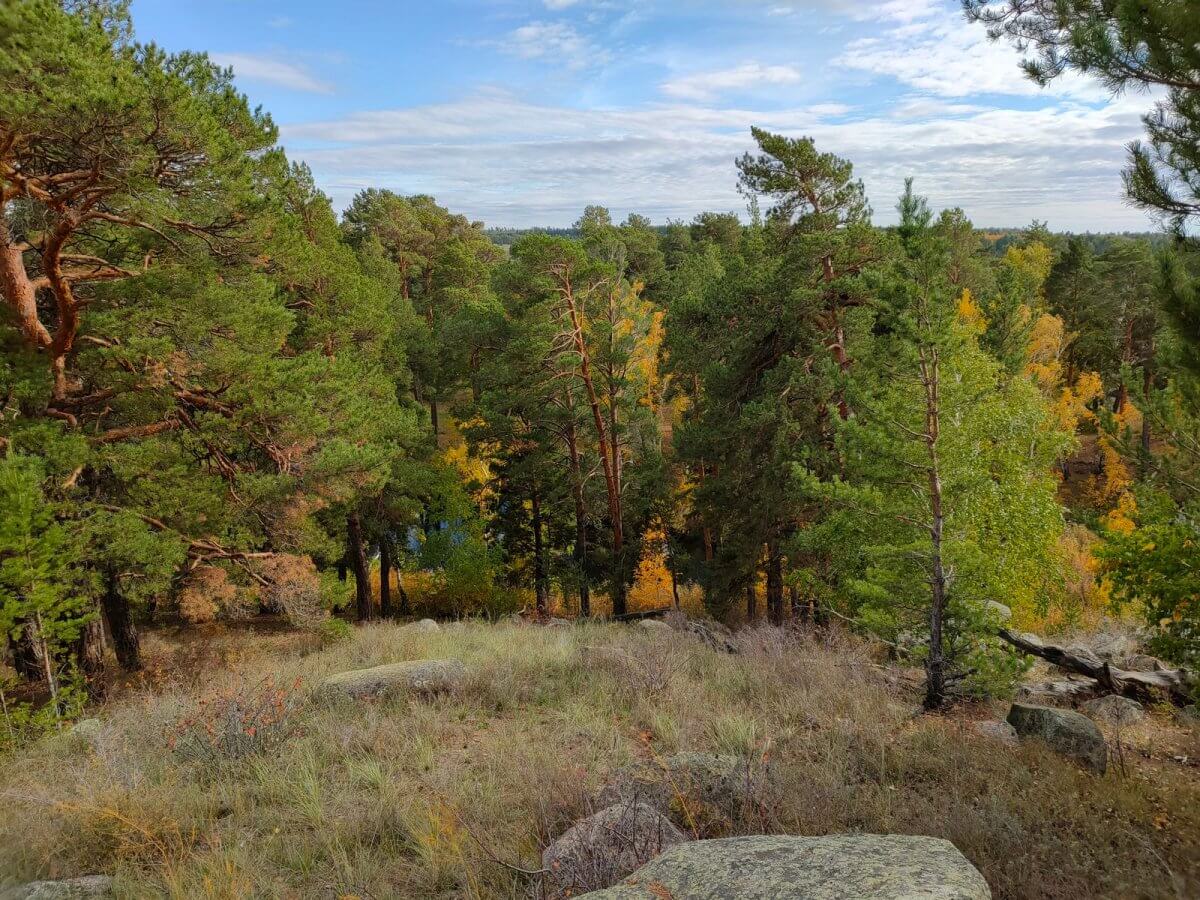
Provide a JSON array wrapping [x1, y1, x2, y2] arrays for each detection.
[[999, 628, 1195, 707], [612, 606, 673, 622]]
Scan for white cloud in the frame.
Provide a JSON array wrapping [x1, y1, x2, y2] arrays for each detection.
[[837, 11, 1108, 101], [279, 89, 1154, 231], [210, 53, 333, 94], [543, 0, 581, 8], [759, 0, 939, 22], [501, 21, 601, 66], [661, 63, 803, 101], [268, 15, 293, 29]]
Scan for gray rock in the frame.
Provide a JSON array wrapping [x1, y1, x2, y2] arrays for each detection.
[[1121, 653, 1164, 672], [1, 876, 113, 899], [317, 658, 465, 700], [1007, 703, 1107, 774], [66, 719, 103, 749], [1082, 694, 1145, 727], [637, 619, 673, 634], [1089, 631, 1141, 662], [402, 618, 440, 634], [542, 802, 687, 899], [985, 601, 1012, 622], [580, 834, 991, 899], [1016, 678, 1097, 707], [597, 752, 766, 829], [972, 720, 1018, 746]]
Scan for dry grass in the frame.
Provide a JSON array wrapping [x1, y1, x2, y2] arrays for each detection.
[[0, 620, 1197, 899]]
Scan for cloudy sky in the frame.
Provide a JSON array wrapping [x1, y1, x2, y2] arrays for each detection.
[[130, 0, 1158, 231]]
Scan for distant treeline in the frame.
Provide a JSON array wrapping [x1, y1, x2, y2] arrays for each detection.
[[486, 224, 1169, 255]]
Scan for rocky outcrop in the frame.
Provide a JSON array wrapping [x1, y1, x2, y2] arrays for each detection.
[[317, 658, 465, 700], [1, 875, 113, 899], [1082, 694, 1145, 727], [542, 802, 686, 899], [1007, 703, 1107, 774], [579, 834, 991, 899]]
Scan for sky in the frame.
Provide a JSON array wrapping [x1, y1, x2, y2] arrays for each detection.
[[128, 0, 1160, 231]]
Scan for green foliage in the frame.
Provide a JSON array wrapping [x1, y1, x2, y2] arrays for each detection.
[[1101, 521, 1200, 671], [805, 188, 1070, 700], [316, 616, 353, 647]]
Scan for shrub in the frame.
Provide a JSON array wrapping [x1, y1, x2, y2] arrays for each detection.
[[256, 554, 325, 628], [165, 674, 303, 766], [317, 616, 353, 646], [1101, 521, 1200, 671], [176, 565, 237, 624]]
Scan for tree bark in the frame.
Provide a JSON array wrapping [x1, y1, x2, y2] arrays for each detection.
[[766, 541, 784, 625], [379, 537, 393, 619], [563, 416, 590, 617], [561, 273, 625, 615], [101, 569, 141, 672], [347, 512, 372, 622], [75, 612, 107, 700], [11, 620, 46, 682], [531, 486, 549, 616], [920, 344, 947, 711], [397, 570, 412, 617], [745, 581, 757, 621], [1141, 363, 1153, 456]]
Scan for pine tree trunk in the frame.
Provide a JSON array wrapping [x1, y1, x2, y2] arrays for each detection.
[[11, 620, 45, 682], [532, 487, 549, 616], [101, 569, 141, 672], [565, 423, 590, 618], [766, 542, 784, 625], [1141, 363, 1153, 456], [920, 346, 947, 711], [379, 538, 393, 619], [746, 581, 757, 621], [398, 572, 411, 617], [75, 611, 107, 699], [347, 512, 373, 622], [429, 398, 440, 448]]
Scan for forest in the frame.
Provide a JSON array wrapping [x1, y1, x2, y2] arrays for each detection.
[[1, 1, 1199, 898]]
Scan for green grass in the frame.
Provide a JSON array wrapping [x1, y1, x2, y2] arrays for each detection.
[[0, 620, 1197, 899]]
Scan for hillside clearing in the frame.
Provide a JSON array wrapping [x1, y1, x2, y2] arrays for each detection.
[[1, 620, 1197, 899]]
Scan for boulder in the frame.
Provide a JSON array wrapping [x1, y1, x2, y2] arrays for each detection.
[[580, 834, 991, 899], [596, 752, 766, 829], [1121, 653, 1164, 673], [317, 658, 465, 700], [1, 876, 113, 899], [402, 618, 440, 634], [1082, 694, 1145, 727], [985, 601, 1012, 622], [542, 802, 687, 899], [67, 719, 103, 750], [1007, 703, 1107, 774], [1015, 678, 1097, 707], [971, 720, 1017, 746]]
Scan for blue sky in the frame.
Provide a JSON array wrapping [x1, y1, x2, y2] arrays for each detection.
[[129, 0, 1157, 231]]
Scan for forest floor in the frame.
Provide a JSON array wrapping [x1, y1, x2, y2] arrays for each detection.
[[1, 619, 1198, 899]]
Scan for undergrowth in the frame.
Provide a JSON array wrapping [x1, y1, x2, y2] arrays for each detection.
[[0, 621, 1196, 899]]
